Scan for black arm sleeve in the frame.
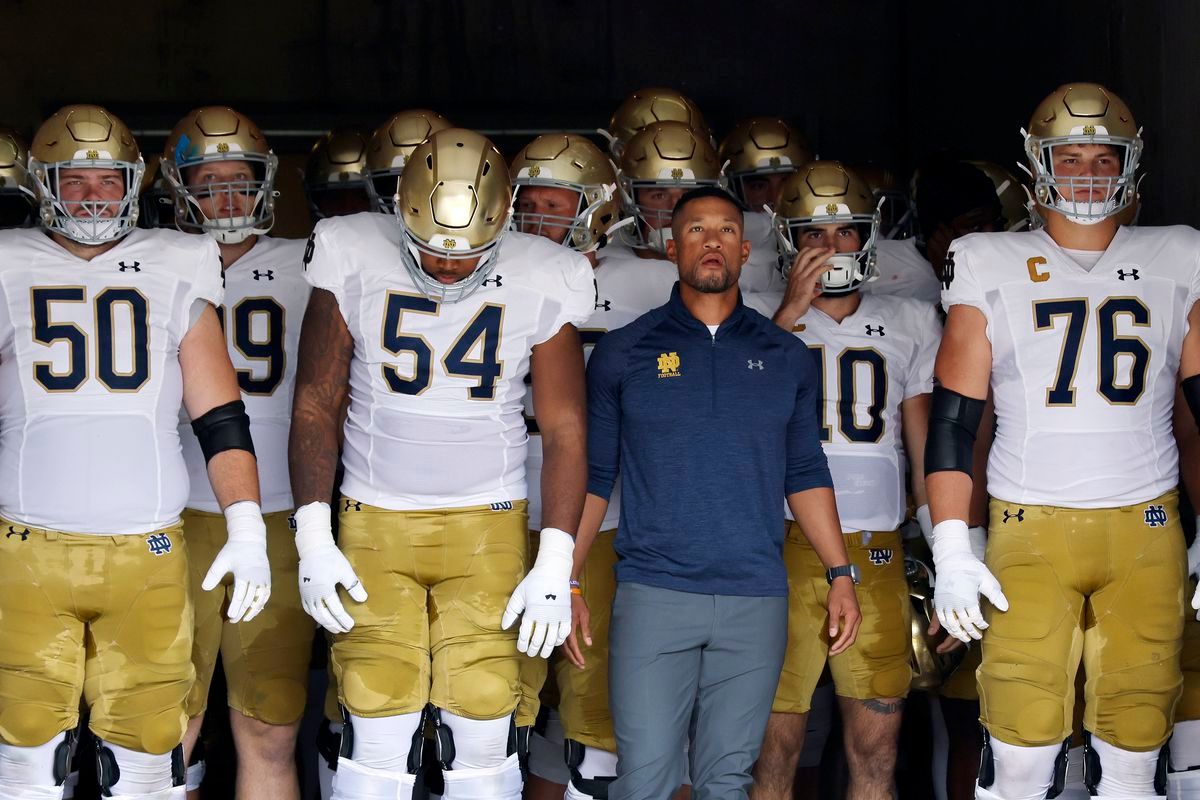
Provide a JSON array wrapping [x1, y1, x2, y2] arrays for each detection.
[[924, 385, 985, 477], [191, 399, 255, 463], [1184, 374, 1200, 430]]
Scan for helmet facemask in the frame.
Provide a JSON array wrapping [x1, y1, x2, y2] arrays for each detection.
[[31, 158, 145, 244], [620, 175, 721, 255], [164, 148, 278, 244], [1023, 127, 1142, 226], [397, 215, 509, 305], [772, 200, 882, 295]]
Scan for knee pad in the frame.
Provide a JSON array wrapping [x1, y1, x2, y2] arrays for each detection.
[[342, 711, 422, 773], [565, 741, 617, 800], [1084, 732, 1167, 798], [104, 789, 184, 800], [440, 753, 522, 800], [1172, 719, 1200, 772], [438, 709, 512, 771], [977, 732, 1063, 800], [94, 739, 183, 796], [0, 729, 78, 790], [331, 756, 416, 800]]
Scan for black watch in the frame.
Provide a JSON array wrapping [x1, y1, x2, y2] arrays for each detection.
[[826, 564, 860, 585]]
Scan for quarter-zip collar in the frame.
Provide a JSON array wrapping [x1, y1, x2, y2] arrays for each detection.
[[665, 281, 748, 339]]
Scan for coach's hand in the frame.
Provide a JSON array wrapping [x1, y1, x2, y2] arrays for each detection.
[[931, 519, 1009, 643], [827, 578, 862, 656], [294, 501, 367, 634], [204, 500, 272, 624], [563, 593, 593, 669], [503, 527, 574, 659]]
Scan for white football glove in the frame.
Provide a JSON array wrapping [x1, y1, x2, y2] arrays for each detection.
[[502, 527, 574, 658], [202, 500, 271, 623], [916, 504, 934, 547], [1189, 518, 1200, 621], [931, 519, 1009, 643], [968, 525, 988, 562], [295, 501, 367, 634]]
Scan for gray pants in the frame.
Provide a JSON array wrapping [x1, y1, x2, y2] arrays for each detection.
[[608, 582, 788, 800]]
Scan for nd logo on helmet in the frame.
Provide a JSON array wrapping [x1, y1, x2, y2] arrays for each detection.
[[1083, 124, 1097, 135], [670, 168, 684, 180], [528, 165, 541, 177], [442, 237, 457, 249], [825, 203, 839, 215], [217, 142, 230, 154], [86, 149, 99, 160]]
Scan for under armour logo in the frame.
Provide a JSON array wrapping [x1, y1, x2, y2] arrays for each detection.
[[118, 261, 141, 272], [252, 269, 275, 281], [147, 533, 172, 555], [344, 499, 362, 512], [1117, 268, 1140, 281], [1002, 508, 1024, 524], [1144, 504, 1168, 528], [544, 594, 557, 600], [483, 275, 503, 288], [596, 299, 612, 311], [865, 325, 885, 336], [747, 360, 764, 370], [941, 251, 956, 289], [490, 501, 513, 511], [867, 547, 893, 566], [5, 526, 29, 541]]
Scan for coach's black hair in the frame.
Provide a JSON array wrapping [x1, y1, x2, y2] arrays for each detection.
[[671, 186, 746, 230]]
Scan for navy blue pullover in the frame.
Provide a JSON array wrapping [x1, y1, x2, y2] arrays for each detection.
[[586, 283, 833, 597]]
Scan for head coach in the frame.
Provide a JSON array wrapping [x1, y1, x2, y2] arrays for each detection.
[[578, 186, 862, 800]]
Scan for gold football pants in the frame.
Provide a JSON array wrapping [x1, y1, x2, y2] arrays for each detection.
[[979, 492, 1186, 750], [332, 498, 529, 720], [773, 527, 912, 714], [0, 518, 193, 753], [183, 509, 314, 726]]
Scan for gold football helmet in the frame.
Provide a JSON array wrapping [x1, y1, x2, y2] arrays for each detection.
[[396, 128, 513, 303], [304, 129, 371, 220], [0, 128, 35, 228], [162, 106, 278, 244], [967, 160, 1031, 232], [602, 87, 710, 159], [618, 120, 722, 254], [906, 552, 967, 692], [719, 118, 811, 211], [854, 163, 914, 240], [1023, 82, 1141, 224], [27, 105, 145, 244], [772, 161, 880, 293], [510, 134, 622, 252], [364, 109, 454, 214]]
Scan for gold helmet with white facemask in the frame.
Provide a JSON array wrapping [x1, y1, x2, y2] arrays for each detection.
[[161, 106, 278, 244], [772, 161, 880, 294], [27, 105, 145, 244], [1023, 82, 1141, 225], [396, 128, 513, 304]]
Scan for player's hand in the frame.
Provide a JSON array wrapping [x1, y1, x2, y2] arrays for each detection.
[[563, 593, 592, 670], [1188, 523, 1200, 621], [502, 527, 574, 658], [827, 578, 862, 656], [926, 614, 967, 653], [931, 519, 1009, 643], [773, 246, 834, 328], [203, 500, 271, 624], [294, 501, 367, 635]]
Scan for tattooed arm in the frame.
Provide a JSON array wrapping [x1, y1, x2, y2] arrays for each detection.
[[289, 289, 354, 507]]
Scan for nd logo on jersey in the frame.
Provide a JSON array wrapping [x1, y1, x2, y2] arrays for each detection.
[[657, 352, 681, 378]]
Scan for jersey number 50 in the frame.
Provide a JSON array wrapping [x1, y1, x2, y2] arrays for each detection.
[[31, 286, 149, 393]]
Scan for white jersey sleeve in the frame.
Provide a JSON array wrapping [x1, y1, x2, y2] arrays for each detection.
[[952, 226, 1200, 507], [905, 301, 941, 399], [303, 220, 352, 315], [180, 236, 310, 513], [0, 228, 222, 534], [531, 244, 595, 345]]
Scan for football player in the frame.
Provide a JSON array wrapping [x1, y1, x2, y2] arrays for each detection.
[[303, 129, 371, 221], [160, 106, 313, 800], [0, 127, 35, 228], [599, 87, 709, 160], [0, 104, 270, 800], [290, 127, 594, 800], [362, 109, 453, 215], [928, 83, 1199, 800], [748, 162, 942, 800]]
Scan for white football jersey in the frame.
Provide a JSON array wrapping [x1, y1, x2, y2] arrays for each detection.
[[943, 226, 1200, 508], [524, 248, 678, 530], [305, 214, 595, 511], [0, 228, 223, 534], [865, 238, 940, 305], [788, 294, 940, 531], [740, 211, 787, 295], [179, 236, 310, 513]]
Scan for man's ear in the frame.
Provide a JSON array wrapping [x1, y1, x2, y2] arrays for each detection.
[[741, 237, 752, 263], [665, 237, 678, 264]]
